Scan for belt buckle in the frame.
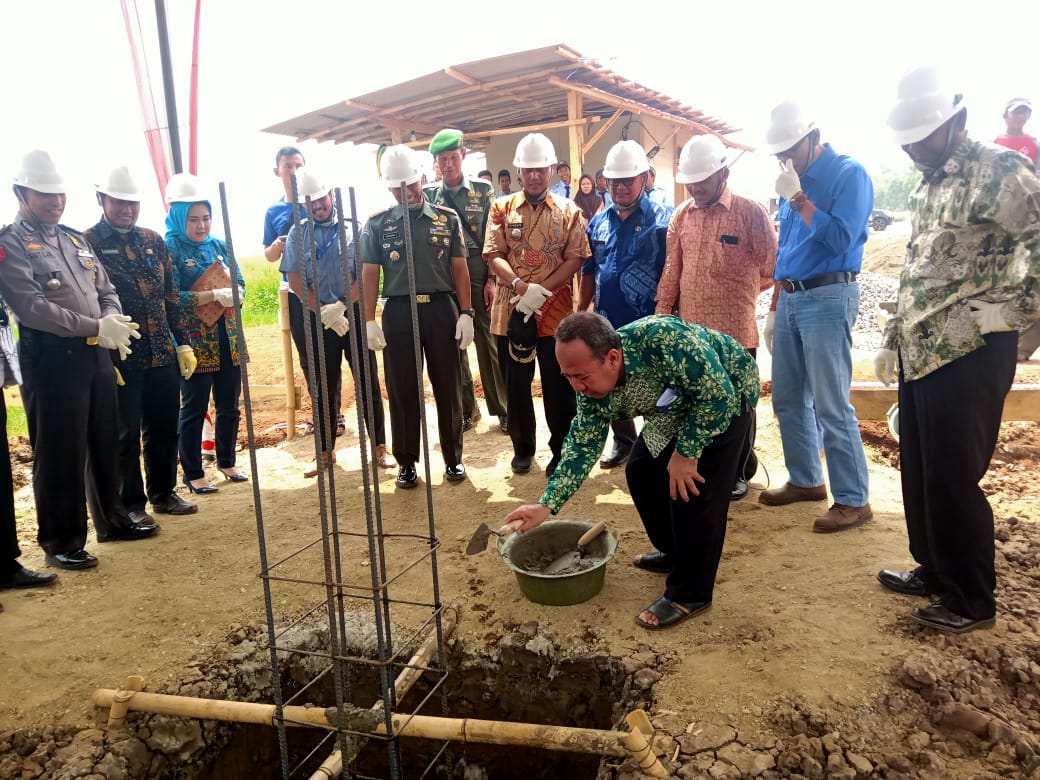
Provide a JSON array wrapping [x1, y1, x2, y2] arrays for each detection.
[[415, 294, 431, 303], [86, 336, 99, 346], [781, 279, 798, 293]]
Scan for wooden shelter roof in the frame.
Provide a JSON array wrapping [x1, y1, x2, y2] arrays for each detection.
[[263, 44, 743, 149]]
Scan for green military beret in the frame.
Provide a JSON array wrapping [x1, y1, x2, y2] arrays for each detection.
[[430, 128, 464, 156]]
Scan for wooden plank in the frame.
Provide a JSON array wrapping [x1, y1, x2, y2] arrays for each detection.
[[567, 92, 584, 173], [583, 107, 625, 154], [848, 383, 1040, 422]]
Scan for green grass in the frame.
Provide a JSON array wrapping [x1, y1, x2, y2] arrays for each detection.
[[236, 255, 282, 328], [5, 401, 27, 439]]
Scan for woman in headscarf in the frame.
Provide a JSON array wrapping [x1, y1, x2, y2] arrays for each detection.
[[165, 174, 248, 495], [573, 173, 605, 222]]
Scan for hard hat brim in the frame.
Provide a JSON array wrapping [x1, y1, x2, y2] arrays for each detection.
[[98, 189, 141, 202], [889, 96, 966, 146], [760, 125, 814, 156]]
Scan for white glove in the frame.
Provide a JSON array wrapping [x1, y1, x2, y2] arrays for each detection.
[[320, 301, 348, 331], [455, 313, 474, 350], [509, 282, 551, 323], [327, 316, 349, 337], [97, 314, 141, 354], [775, 159, 802, 201], [211, 288, 234, 307], [874, 348, 898, 386], [968, 300, 1014, 334], [366, 320, 386, 351], [176, 345, 198, 379], [763, 311, 776, 354]]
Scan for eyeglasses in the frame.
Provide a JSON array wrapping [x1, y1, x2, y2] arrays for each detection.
[[608, 176, 638, 188]]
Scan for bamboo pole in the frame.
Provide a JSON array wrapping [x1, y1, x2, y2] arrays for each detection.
[[277, 287, 296, 440], [91, 687, 666, 774]]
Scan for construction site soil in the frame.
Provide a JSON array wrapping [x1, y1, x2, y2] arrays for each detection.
[[2, 232, 1040, 779]]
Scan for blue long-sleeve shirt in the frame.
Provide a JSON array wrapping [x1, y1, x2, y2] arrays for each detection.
[[774, 143, 873, 280]]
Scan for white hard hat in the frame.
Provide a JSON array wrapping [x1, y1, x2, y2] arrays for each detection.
[[887, 66, 966, 146], [165, 172, 207, 204], [380, 145, 423, 187], [602, 140, 650, 179], [675, 136, 728, 184], [13, 150, 66, 194], [97, 166, 142, 202], [512, 133, 556, 168], [295, 169, 331, 203], [762, 101, 815, 155], [886, 403, 900, 443]]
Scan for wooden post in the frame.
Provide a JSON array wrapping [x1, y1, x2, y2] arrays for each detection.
[[278, 288, 296, 439]]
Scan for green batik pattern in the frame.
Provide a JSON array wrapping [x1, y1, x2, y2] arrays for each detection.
[[539, 315, 759, 513], [882, 139, 1040, 381]]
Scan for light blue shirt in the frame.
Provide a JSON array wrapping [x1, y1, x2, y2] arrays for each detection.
[[281, 214, 355, 305], [550, 181, 573, 199]]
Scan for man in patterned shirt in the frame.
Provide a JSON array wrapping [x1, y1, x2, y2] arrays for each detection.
[[506, 312, 757, 630], [484, 133, 589, 477], [656, 135, 777, 500], [580, 140, 672, 469], [875, 67, 1040, 634]]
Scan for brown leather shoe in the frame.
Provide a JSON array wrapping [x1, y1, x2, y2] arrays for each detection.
[[375, 444, 396, 469], [758, 482, 827, 506], [304, 451, 336, 478], [813, 503, 873, 533]]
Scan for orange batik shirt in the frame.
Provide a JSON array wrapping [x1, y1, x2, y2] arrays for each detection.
[[484, 191, 591, 337], [655, 188, 777, 349]]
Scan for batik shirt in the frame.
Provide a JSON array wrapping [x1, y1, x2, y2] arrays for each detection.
[[538, 315, 759, 513], [881, 138, 1040, 381], [84, 221, 189, 370]]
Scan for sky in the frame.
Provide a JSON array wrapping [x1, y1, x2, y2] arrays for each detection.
[[3, 1, 1040, 255]]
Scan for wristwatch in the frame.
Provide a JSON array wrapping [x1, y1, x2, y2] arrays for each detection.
[[461, 308, 475, 317], [510, 277, 521, 291]]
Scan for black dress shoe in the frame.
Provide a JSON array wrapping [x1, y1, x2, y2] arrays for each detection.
[[511, 454, 533, 473], [599, 445, 631, 469], [912, 600, 996, 634], [730, 478, 749, 501], [396, 464, 418, 489], [152, 493, 198, 515], [45, 550, 98, 570], [97, 522, 161, 543], [128, 509, 155, 526], [445, 464, 466, 482], [184, 479, 218, 495], [461, 413, 473, 433], [499, 415, 509, 434], [877, 568, 930, 597], [0, 566, 58, 589]]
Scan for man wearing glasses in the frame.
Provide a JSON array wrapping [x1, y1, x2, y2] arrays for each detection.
[[758, 102, 873, 533], [579, 140, 672, 469]]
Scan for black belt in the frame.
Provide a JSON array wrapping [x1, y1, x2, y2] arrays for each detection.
[[20, 327, 100, 348], [779, 271, 856, 293], [386, 292, 453, 304]]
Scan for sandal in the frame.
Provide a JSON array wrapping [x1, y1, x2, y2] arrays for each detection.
[[632, 551, 674, 574], [304, 452, 336, 478], [635, 597, 711, 631]]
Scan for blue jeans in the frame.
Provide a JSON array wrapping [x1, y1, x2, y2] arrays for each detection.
[[771, 281, 869, 506]]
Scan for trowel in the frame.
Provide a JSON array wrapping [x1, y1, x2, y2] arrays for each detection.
[[540, 521, 609, 574], [466, 520, 523, 555]]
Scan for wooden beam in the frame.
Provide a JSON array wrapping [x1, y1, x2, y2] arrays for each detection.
[[444, 66, 478, 86], [583, 108, 624, 155], [470, 116, 599, 138], [848, 383, 1040, 422], [548, 76, 754, 152], [567, 92, 584, 173]]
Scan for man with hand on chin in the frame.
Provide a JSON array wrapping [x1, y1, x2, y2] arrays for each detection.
[[504, 312, 757, 631], [875, 67, 1040, 635]]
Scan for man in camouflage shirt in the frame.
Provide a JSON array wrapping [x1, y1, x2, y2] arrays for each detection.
[[505, 313, 758, 630], [875, 67, 1040, 634]]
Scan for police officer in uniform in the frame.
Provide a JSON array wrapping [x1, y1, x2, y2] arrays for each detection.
[[423, 128, 508, 434], [0, 151, 159, 571], [360, 145, 474, 488], [83, 166, 198, 524]]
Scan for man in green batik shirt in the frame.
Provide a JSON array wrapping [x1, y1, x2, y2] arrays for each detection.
[[505, 312, 758, 631], [875, 66, 1040, 635], [424, 128, 508, 434]]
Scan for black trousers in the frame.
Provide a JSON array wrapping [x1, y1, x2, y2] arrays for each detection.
[[178, 322, 241, 480], [626, 401, 751, 604], [382, 297, 463, 467], [302, 304, 386, 454], [609, 419, 638, 451], [899, 332, 1017, 620], [496, 334, 576, 462], [111, 362, 181, 510], [0, 392, 20, 576], [20, 329, 133, 554]]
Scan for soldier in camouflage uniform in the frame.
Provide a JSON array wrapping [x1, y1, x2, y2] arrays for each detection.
[[875, 67, 1040, 634]]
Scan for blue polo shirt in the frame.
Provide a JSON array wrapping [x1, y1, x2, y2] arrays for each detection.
[[281, 215, 355, 306], [583, 193, 672, 327], [774, 143, 873, 281]]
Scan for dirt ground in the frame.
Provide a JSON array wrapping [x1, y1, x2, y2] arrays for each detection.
[[3, 236, 1040, 778]]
